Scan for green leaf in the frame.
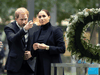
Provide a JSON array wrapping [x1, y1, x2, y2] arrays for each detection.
[[79, 18, 84, 23]]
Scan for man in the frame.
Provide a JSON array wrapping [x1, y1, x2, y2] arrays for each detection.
[[4, 7, 37, 75]]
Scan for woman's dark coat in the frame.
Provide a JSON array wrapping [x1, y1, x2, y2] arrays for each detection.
[[32, 22, 65, 75]]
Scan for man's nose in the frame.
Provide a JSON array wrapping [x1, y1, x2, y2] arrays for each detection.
[[22, 20, 26, 23]]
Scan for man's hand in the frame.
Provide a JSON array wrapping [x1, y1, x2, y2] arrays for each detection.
[[24, 20, 33, 30], [24, 51, 32, 60]]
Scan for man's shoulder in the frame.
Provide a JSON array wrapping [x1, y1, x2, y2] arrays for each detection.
[[5, 21, 16, 28]]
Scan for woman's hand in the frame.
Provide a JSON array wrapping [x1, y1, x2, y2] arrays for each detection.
[[33, 43, 39, 50], [33, 43, 49, 50], [38, 43, 49, 50]]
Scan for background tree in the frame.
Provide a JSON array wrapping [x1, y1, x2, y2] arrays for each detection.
[[0, 0, 99, 25], [0, 0, 26, 24]]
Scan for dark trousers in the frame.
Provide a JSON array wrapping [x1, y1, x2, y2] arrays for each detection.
[[7, 60, 34, 75]]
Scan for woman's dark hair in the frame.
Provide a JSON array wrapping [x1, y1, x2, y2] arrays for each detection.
[[38, 9, 50, 16]]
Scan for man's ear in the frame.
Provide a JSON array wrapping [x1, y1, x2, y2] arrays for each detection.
[[15, 17, 17, 20]]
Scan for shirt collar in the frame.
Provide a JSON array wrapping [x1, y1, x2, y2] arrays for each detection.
[[16, 21, 22, 30]]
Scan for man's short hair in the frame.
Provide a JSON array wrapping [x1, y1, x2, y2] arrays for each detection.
[[15, 7, 29, 19]]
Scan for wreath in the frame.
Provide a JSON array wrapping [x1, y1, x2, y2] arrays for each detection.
[[66, 8, 100, 62]]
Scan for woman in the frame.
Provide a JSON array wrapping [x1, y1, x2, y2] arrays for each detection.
[[32, 9, 65, 75]]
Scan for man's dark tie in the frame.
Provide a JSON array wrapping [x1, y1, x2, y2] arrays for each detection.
[[22, 36, 27, 50]]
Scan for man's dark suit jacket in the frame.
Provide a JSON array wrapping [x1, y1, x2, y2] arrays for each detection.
[[4, 21, 39, 72]]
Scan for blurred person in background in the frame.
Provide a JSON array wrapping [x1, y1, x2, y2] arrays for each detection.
[[0, 41, 5, 73], [0, 41, 4, 61], [0, 41, 3, 48], [32, 9, 65, 75], [2, 46, 8, 74], [4, 7, 37, 75]]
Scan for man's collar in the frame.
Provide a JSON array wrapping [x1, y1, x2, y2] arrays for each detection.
[[16, 21, 22, 30]]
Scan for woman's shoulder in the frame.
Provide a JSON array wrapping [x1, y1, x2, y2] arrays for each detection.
[[51, 26, 62, 32]]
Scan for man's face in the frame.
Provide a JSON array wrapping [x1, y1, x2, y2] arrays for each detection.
[[16, 13, 28, 27]]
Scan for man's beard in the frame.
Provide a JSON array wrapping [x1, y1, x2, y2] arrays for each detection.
[[19, 23, 26, 27], [22, 24, 26, 27]]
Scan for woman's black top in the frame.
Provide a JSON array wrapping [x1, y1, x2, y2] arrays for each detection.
[[37, 22, 51, 43]]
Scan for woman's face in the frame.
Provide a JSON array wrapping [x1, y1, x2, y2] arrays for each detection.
[[38, 10, 50, 25]]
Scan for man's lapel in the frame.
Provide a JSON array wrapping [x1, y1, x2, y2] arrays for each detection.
[[13, 21, 25, 49], [12, 21, 20, 33]]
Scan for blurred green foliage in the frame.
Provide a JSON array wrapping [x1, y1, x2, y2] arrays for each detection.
[[0, 0, 27, 24], [0, 0, 99, 25]]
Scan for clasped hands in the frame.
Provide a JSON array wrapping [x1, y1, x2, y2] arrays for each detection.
[[33, 43, 49, 50], [24, 43, 49, 60]]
